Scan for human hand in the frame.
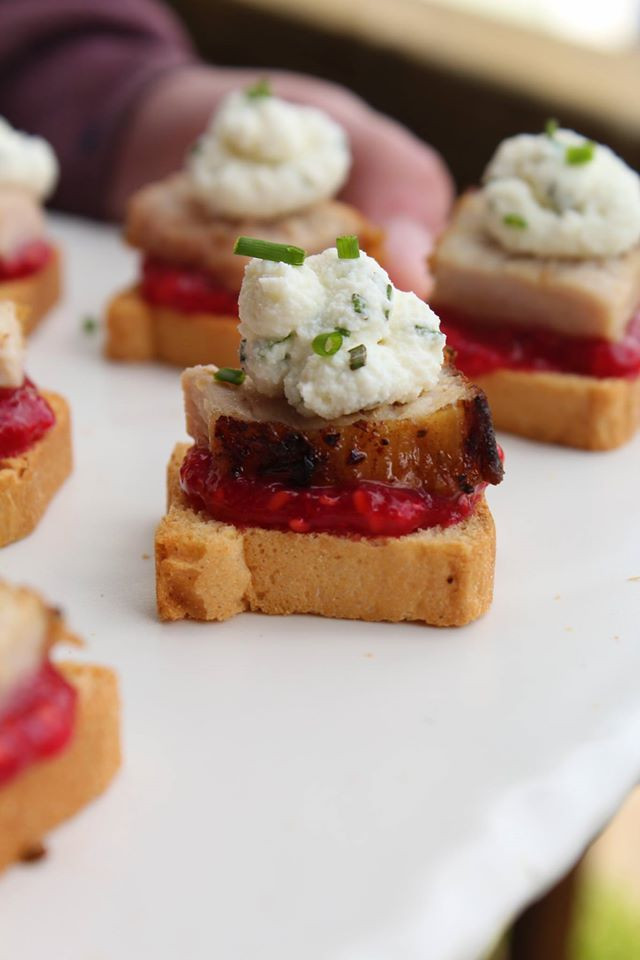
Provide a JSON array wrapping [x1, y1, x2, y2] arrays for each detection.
[[274, 74, 454, 297]]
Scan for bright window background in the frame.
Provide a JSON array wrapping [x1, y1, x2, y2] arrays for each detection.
[[429, 0, 640, 50]]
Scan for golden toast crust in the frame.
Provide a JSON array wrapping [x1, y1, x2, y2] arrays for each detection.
[[155, 444, 496, 627], [0, 247, 62, 336], [0, 392, 73, 547], [475, 368, 640, 450], [105, 288, 242, 368], [0, 661, 121, 872]]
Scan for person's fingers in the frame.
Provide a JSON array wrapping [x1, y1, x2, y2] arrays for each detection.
[[381, 216, 434, 299]]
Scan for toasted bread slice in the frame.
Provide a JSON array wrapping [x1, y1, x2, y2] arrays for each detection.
[[431, 192, 640, 342], [125, 173, 385, 291], [0, 661, 120, 873], [474, 367, 640, 450], [105, 288, 241, 367], [156, 443, 496, 626], [182, 365, 503, 497], [0, 392, 72, 547], [0, 247, 62, 336]]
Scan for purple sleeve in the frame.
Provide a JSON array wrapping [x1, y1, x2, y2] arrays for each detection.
[[0, 0, 198, 217]]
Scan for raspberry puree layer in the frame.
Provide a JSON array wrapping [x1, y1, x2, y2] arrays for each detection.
[[0, 378, 55, 459], [180, 444, 483, 538], [141, 256, 239, 315], [440, 309, 640, 380], [0, 240, 52, 281], [0, 661, 77, 788]]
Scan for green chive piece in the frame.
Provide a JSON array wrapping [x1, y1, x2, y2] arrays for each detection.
[[545, 117, 559, 138], [384, 308, 390, 320], [565, 141, 595, 166], [246, 78, 271, 99], [312, 331, 343, 357], [234, 236, 306, 265], [82, 315, 98, 333], [268, 332, 294, 347], [336, 235, 360, 259], [351, 293, 366, 314], [386, 283, 393, 300], [335, 327, 351, 337], [503, 213, 528, 229], [349, 344, 367, 370], [214, 367, 246, 386]]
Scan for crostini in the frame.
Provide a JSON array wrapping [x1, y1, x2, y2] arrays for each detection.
[[0, 302, 72, 546], [0, 118, 61, 334], [106, 81, 383, 368], [0, 581, 120, 873], [156, 235, 503, 626], [430, 124, 640, 449]]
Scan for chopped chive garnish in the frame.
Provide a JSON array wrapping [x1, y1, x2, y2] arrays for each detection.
[[234, 236, 306, 265], [415, 325, 435, 335], [351, 293, 366, 314], [348, 344, 367, 370], [268, 332, 294, 347], [545, 117, 559, 138], [336, 235, 360, 259], [214, 367, 245, 386], [246, 78, 271, 99], [565, 141, 595, 166], [82, 315, 98, 333], [384, 308, 390, 320], [312, 331, 343, 357], [335, 326, 351, 337], [386, 283, 393, 300], [503, 213, 528, 229]]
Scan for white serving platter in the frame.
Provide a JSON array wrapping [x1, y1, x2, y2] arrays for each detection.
[[1, 215, 639, 960]]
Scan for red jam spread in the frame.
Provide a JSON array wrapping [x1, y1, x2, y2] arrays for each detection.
[[0, 240, 52, 281], [440, 308, 640, 380], [180, 444, 483, 538], [0, 378, 55, 459], [140, 256, 239, 315], [0, 661, 77, 787]]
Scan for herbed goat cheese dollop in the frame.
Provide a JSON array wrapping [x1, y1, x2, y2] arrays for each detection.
[[187, 89, 350, 220], [0, 118, 58, 202], [482, 128, 640, 259], [238, 247, 445, 419]]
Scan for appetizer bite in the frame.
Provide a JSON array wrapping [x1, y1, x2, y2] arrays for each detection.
[[430, 124, 640, 449], [0, 302, 72, 547], [106, 81, 383, 368], [156, 236, 503, 627], [0, 581, 120, 873], [0, 118, 61, 334]]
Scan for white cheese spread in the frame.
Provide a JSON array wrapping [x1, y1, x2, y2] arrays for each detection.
[[482, 128, 640, 259], [0, 301, 25, 388], [238, 246, 445, 419], [187, 88, 350, 219], [0, 117, 58, 202]]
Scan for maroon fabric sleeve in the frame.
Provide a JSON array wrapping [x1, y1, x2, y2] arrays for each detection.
[[0, 0, 198, 217]]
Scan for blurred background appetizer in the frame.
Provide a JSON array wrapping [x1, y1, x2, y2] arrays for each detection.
[[0, 581, 120, 873], [0, 119, 60, 335], [156, 235, 503, 626], [0, 302, 71, 547], [430, 125, 640, 449], [105, 83, 385, 368]]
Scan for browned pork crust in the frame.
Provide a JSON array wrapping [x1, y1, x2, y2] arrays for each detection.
[[125, 173, 385, 291], [183, 366, 503, 498]]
